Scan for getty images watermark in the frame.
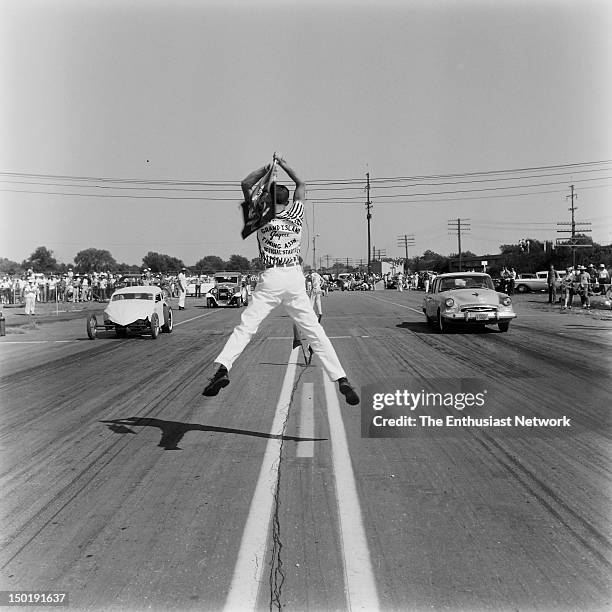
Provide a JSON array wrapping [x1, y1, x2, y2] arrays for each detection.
[[361, 377, 576, 438]]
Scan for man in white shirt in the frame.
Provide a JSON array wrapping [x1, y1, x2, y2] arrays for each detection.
[[203, 156, 359, 405], [177, 268, 187, 310], [309, 269, 324, 323]]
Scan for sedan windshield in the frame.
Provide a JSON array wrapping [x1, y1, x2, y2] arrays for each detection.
[[215, 276, 239, 284], [438, 276, 494, 292]]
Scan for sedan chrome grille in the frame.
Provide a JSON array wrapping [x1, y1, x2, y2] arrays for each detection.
[[460, 305, 497, 312]]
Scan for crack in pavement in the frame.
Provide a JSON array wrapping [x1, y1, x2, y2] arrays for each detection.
[[268, 361, 311, 611]]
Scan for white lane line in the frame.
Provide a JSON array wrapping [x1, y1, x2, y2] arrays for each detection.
[[366, 294, 423, 314], [224, 346, 300, 612], [323, 375, 380, 611], [296, 382, 315, 458], [268, 336, 370, 340], [0, 340, 77, 344], [173, 311, 217, 326], [0, 310, 216, 343]]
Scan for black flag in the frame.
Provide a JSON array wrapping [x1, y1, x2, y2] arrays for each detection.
[[240, 160, 278, 240]]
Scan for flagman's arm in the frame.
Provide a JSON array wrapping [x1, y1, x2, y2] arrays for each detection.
[[241, 164, 272, 202], [275, 155, 306, 202]]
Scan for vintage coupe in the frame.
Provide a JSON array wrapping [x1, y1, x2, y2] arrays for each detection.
[[205, 272, 249, 308], [423, 272, 516, 333], [86, 285, 173, 339]]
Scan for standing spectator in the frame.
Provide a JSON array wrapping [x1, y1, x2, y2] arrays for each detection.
[[81, 275, 90, 301], [106, 270, 117, 297], [546, 264, 559, 304], [24, 278, 37, 316], [177, 268, 187, 310], [500, 267, 509, 293], [507, 268, 517, 295], [309, 269, 324, 323], [578, 266, 591, 309], [48, 275, 57, 302], [99, 274, 108, 301], [195, 275, 203, 298], [587, 264, 597, 288], [597, 263, 611, 294], [561, 267, 576, 310], [396, 271, 404, 292]]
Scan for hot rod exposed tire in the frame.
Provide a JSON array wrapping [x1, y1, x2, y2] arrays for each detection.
[[161, 305, 173, 333], [150, 313, 160, 339], [115, 326, 127, 338], [87, 314, 97, 340], [498, 321, 510, 332]]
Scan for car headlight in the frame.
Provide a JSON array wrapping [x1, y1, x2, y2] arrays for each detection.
[[500, 296, 512, 307], [444, 298, 455, 308]]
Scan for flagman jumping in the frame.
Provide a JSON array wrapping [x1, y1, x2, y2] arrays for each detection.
[[202, 154, 359, 405]]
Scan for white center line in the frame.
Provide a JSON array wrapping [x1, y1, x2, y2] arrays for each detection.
[[323, 375, 380, 611], [296, 382, 315, 458], [223, 346, 300, 612]]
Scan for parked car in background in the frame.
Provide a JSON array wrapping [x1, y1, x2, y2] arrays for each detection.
[[87, 285, 173, 339], [514, 271, 566, 293], [206, 272, 249, 307], [423, 272, 516, 333]]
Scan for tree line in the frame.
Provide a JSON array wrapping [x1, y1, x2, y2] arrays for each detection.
[[1, 236, 610, 277], [0, 247, 264, 276]]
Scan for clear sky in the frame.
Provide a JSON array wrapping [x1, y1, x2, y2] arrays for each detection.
[[1, 0, 611, 269]]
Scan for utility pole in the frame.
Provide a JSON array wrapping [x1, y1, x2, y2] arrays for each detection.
[[397, 234, 415, 271], [448, 218, 471, 271], [366, 172, 372, 274], [556, 185, 592, 267], [312, 234, 319, 270], [312, 201, 317, 270]]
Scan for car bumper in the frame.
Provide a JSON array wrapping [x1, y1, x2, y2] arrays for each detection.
[[207, 295, 241, 306], [442, 311, 517, 323]]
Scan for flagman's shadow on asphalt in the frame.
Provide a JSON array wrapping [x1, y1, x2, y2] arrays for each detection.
[[101, 417, 326, 450]]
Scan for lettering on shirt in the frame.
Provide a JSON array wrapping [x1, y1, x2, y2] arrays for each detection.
[[257, 200, 304, 266]]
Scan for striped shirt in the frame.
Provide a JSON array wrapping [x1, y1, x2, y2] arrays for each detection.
[[257, 200, 304, 266]]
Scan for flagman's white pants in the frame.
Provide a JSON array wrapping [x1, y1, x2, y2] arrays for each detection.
[[215, 266, 346, 381], [178, 290, 186, 308]]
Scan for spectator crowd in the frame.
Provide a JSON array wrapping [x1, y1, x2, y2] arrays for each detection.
[[0, 268, 188, 307]]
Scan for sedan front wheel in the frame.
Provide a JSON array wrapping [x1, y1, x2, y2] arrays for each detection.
[[437, 310, 448, 334]]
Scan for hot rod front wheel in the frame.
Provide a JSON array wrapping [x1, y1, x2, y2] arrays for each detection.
[[150, 313, 160, 339], [86, 314, 98, 340]]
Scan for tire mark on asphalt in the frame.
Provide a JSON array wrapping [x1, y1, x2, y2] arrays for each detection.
[[0, 352, 211, 569], [0, 341, 127, 389], [471, 431, 612, 569]]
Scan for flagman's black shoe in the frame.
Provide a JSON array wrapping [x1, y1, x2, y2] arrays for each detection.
[[337, 377, 360, 405], [203, 366, 230, 396]]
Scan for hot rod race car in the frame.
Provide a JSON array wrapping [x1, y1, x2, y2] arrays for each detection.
[[205, 272, 249, 308], [86, 285, 173, 339]]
